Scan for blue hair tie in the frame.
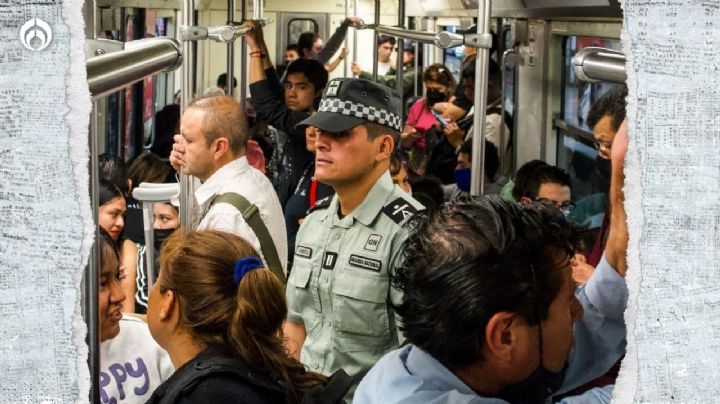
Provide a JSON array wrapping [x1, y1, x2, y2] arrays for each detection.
[[233, 257, 263, 286]]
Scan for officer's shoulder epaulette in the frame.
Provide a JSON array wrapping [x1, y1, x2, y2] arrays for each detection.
[[306, 196, 332, 215], [381, 197, 420, 225]]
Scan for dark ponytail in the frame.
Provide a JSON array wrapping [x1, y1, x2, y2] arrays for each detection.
[[158, 230, 327, 403]]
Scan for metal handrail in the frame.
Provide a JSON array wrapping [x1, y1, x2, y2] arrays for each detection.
[[86, 37, 182, 99], [395, 0, 405, 99], [360, 24, 465, 49], [226, 0, 235, 96], [132, 183, 179, 288], [372, 0, 380, 80], [572, 46, 626, 84]]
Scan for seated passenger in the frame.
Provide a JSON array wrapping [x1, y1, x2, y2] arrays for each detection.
[[99, 179, 138, 313], [500, 159, 548, 202], [98, 227, 173, 404], [355, 121, 630, 404], [243, 20, 329, 206], [124, 152, 172, 313], [390, 152, 412, 194], [513, 163, 595, 283], [145, 230, 349, 403], [398, 64, 456, 174], [444, 139, 500, 200]]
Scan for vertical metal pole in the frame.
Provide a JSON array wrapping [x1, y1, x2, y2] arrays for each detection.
[[344, 0, 350, 77], [353, 0, 358, 71], [226, 0, 235, 96], [413, 41, 419, 98], [240, 0, 248, 106], [253, 0, 263, 19], [395, 0, 405, 99], [372, 0, 380, 80], [87, 103, 101, 404], [142, 202, 156, 287], [86, 2, 100, 402], [500, 48, 516, 177], [470, 0, 491, 196], [180, 0, 195, 227]]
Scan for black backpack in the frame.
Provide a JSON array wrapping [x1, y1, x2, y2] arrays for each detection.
[[148, 355, 358, 404]]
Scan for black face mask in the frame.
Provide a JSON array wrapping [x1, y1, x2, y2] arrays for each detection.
[[425, 88, 447, 107], [154, 228, 176, 252], [493, 361, 568, 404], [595, 156, 611, 178]]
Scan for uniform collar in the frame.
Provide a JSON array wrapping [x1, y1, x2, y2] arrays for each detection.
[[195, 157, 249, 205], [322, 171, 395, 227]]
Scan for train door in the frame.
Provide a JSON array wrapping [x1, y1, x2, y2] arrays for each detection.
[[275, 13, 328, 65]]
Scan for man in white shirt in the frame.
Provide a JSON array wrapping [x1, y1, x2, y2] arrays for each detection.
[[361, 35, 395, 77], [169, 96, 288, 275]]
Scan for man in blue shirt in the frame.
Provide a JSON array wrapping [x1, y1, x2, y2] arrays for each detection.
[[355, 121, 630, 403]]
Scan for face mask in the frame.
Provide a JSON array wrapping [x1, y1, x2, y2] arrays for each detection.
[[426, 88, 447, 107], [154, 228, 175, 252], [454, 168, 471, 192], [494, 362, 568, 404], [595, 156, 611, 178]]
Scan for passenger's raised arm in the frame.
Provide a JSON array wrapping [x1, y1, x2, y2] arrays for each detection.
[[605, 118, 629, 277]]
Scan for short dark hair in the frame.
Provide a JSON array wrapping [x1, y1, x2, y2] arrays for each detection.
[[408, 175, 444, 210], [99, 154, 127, 194], [364, 121, 401, 149], [523, 164, 572, 200], [377, 35, 396, 47], [586, 84, 627, 131], [461, 59, 500, 84], [285, 43, 299, 53], [217, 73, 238, 89], [394, 196, 583, 370], [285, 58, 329, 96], [298, 31, 320, 55], [512, 160, 549, 201], [459, 139, 500, 181]]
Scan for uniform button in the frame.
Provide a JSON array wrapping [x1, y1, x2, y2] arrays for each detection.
[[334, 233, 341, 239], [312, 363, 320, 369]]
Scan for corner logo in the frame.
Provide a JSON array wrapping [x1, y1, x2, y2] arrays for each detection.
[[20, 18, 52, 51]]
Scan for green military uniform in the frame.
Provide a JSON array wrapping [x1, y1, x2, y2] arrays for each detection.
[[286, 171, 423, 395]]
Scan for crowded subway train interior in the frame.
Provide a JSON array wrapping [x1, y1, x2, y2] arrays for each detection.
[[85, 0, 627, 402]]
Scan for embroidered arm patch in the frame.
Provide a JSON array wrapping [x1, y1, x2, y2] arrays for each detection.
[[382, 198, 418, 224]]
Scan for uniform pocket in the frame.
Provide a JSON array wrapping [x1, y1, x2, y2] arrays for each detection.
[[333, 272, 391, 352], [291, 260, 313, 288]]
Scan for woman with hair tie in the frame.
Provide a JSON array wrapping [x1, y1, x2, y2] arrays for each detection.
[[146, 230, 349, 403]]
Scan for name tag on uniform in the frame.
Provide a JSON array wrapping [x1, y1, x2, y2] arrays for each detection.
[[295, 245, 313, 259], [349, 254, 382, 272]]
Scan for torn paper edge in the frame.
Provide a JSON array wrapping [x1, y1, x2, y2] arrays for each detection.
[[62, 0, 93, 400], [614, 0, 642, 402]]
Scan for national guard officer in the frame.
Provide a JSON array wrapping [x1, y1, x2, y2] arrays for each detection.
[[284, 78, 424, 399]]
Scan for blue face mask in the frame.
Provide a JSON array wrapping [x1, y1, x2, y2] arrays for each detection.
[[454, 168, 471, 192]]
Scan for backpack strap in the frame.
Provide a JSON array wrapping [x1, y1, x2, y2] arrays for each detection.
[[205, 192, 286, 285], [301, 368, 367, 404]]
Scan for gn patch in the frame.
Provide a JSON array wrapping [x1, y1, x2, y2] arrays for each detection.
[[364, 234, 382, 251], [349, 254, 382, 272], [295, 245, 313, 259]]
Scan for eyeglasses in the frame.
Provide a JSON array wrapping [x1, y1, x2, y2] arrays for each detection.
[[593, 140, 612, 153], [534, 198, 576, 216]]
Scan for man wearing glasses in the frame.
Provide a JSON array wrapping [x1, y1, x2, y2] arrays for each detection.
[[516, 163, 575, 217]]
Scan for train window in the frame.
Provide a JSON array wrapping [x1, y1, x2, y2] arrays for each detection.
[[556, 36, 621, 231], [288, 19, 318, 46], [440, 26, 463, 82]]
